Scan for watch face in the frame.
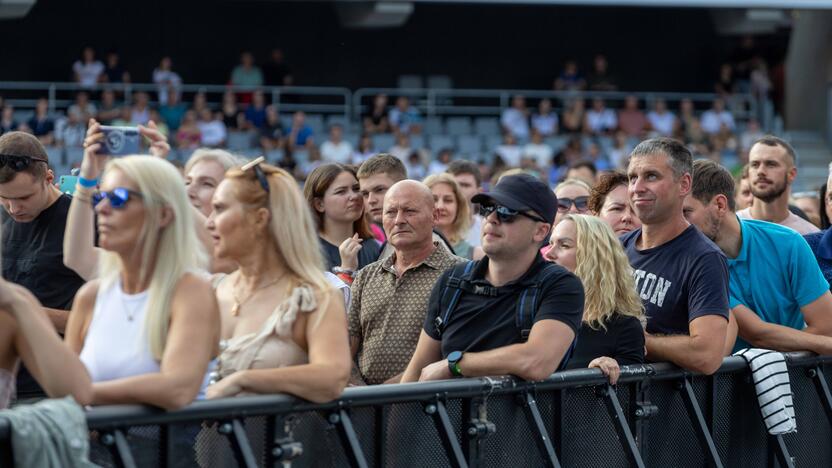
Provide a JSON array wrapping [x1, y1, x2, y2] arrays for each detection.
[[448, 351, 462, 363]]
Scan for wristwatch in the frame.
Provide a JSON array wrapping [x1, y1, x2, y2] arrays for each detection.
[[447, 351, 464, 377]]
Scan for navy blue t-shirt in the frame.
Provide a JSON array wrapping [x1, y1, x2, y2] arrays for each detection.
[[621, 225, 729, 335]]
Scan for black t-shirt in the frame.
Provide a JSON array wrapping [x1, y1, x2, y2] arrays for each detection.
[[621, 225, 729, 336], [2, 193, 86, 398], [565, 314, 645, 369], [424, 254, 584, 359], [319, 236, 381, 273]]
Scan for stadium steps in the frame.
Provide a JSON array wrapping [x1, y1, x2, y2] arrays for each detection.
[[787, 130, 831, 192]]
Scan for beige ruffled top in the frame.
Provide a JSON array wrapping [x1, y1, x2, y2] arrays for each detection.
[[212, 284, 317, 382]]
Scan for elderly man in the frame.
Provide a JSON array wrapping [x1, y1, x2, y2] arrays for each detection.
[[402, 173, 584, 383], [348, 180, 463, 385]]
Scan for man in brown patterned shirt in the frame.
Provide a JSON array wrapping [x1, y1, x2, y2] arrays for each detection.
[[349, 180, 464, 385]]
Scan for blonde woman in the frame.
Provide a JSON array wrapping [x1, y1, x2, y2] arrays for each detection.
[[545, 214, 645, 384], [554, 178, 592, 226], [206, 160, 350, 403], [65, 156, 220, 409], [64, 119, 236, 280], [423, 173, 482, 259]]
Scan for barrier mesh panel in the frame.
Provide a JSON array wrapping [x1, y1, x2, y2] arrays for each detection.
[[560, 385, 631, 468], [641, 380, 705, 467], [782, 366, 832, 467], [713, 372, 770, 468], [382, 400, 463, 468], [481, 394, 547, 467], [89, 425, 163, 468]]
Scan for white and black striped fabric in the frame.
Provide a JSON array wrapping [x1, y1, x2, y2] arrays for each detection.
[[734, 348, 797, 435]]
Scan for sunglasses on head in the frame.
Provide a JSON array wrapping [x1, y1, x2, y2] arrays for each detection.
[[0, 153, 48, 172], [91, 187, 143, 209], [241, 156, 270, 193], [557, 196, 589, 213], [479, 203, 547, 224]]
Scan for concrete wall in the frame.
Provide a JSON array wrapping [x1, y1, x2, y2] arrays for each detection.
[[785, 10, 832, 134]]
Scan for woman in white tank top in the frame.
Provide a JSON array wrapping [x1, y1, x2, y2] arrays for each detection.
[[65, 155, 219, 410], [205, 158, 350, 403]]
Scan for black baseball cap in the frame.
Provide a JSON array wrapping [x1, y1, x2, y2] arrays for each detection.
[[472, 173, 557, 224]]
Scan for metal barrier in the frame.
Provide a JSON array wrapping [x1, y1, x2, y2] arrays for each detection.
[[0, 81, 769, 132], [1, 352, 831, 467]]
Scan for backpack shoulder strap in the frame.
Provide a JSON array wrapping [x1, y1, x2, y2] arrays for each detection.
[[515, 263, 565, 341], [434, 261, 476, 337]]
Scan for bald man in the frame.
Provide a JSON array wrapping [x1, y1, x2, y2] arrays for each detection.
[[348, 181, 465, 385]]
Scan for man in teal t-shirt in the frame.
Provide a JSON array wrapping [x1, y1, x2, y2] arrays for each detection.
[[684, 159, 832, 353]]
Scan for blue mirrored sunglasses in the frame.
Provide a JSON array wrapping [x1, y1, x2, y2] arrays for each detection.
[[91, 187, 143, 209]]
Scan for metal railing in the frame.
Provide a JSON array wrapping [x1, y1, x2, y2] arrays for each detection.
[[1, 352, 830, 467], [0, 81, 769, 132]]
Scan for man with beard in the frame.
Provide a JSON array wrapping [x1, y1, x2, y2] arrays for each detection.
[[684, 159, 832, 353], [737, 136, 819, 234], [622, 138, 734, 374], [401, 173, 584, 382]]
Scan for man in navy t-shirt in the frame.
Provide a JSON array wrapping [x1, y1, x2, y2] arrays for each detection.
[[623, 137, 734, 375]]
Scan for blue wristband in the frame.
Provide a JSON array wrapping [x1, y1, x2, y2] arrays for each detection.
[[77, 176, 99, 188]]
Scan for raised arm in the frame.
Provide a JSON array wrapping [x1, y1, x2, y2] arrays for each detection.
[[5, 281, 92, 404], [86, 274, 221, 410], [63, 119, 108, 280], [645, 314, 728, 375], [207, 289, 351, 403]]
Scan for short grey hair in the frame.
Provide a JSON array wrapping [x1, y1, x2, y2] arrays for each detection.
[[629, 137, 692, 180]]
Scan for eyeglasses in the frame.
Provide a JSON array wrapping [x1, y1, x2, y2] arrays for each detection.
[[0, 153, 48, 172], [557, 196, 589, 213], [91, 187, 143, 209], [241, 156, 270, 193], [479, 203, 547, 224]]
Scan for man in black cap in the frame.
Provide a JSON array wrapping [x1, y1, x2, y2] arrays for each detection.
[[401, 173, 585, 382]]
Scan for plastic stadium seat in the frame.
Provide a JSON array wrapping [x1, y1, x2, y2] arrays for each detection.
[[44, 146, 64, 165], [176, 148, 195, 162], [456, 135, 483, 155], [325, 115, 350, 133], [305, 114, 325, 135], [292, 149, 309, 166], [426, 75, 453, 90], [445, 117, 472, 136], [280, 115, 293, 130], [484, 135, 503, 152], [227, 131, 255, 151], [372, 134, 396, 152], [424, 117, 444, 135], [64, 147, 84, 166], [428, 135, 455, 153], [397, 75, 424, 90], [343, 133, 360, 147], [409, 135, 425, 150], [474, 117, 501, 137], [544, 136, 569, 153], [266, 149, 285, 163], [237, 148, 263, 159]]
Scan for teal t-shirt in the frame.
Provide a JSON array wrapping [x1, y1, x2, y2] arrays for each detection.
[[730, 218, 829, 351]]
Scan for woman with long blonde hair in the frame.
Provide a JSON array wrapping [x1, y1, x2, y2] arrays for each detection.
[[423, 173, 480, 259], [65, 156, 220, 409], [545, 214, 644, 384], [205, 159, 350, 402]]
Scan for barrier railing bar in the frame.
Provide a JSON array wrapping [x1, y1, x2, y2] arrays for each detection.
[[706, 374, 719, 468], [808, 365, 832, 427], [101, 428, 137, 468], [522, 391, 561, 468], [329, 409, 369, 468], [679, 378, 724, 468], [159, 424, 174, 468], [374, 405, 388, 467], [217, 419, 258, 468], [769, 434, 795, 468], [463, 397, 490, 468], [599, 384, 645, 468], [425, 399, 468, 468]]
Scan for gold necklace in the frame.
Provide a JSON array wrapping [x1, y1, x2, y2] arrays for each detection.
[[230, 273, 285, 317]]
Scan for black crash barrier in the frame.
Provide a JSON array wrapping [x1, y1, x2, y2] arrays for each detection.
[[2, 352, 832, 467]]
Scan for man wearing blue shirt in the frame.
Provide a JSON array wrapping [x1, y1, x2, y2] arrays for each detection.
[[684, 159, 832, 353]]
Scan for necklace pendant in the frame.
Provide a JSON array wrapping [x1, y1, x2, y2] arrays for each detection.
[[231, 303, 240, 317]]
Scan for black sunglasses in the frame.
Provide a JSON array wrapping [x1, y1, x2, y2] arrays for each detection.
[[0, 153, 48, 172], [557, 196, 589, 213], [479, 203, 547, 224], [241, 156, 270, 193], [91, 187, 143, 209]]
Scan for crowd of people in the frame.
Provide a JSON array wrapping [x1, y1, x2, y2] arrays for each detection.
[[0, 107, 829, 461]]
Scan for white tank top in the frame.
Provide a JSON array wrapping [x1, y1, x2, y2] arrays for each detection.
[[79, 278, 213, 399]]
